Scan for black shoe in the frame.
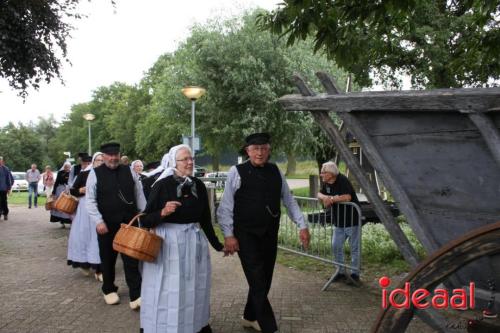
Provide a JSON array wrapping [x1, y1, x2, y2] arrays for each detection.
[[350, 274, 360, 282], [3, 215, 7, 221], [198, 325, 213, 333], [332, 273, 347, 282], [28, 206, 31, 209]]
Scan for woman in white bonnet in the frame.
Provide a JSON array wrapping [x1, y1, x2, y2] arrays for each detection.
[[139, 144, 223, 333]]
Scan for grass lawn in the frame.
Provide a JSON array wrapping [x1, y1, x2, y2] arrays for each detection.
[[8, 191, 48, 206]]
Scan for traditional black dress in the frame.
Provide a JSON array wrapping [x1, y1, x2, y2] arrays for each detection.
[[140, 175, 223, 333], [50, 170, 72, 224]]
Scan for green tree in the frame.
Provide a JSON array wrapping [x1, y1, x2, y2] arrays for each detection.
[[258, 0, 500, 89], [0, 122, 43, 170], [36, 115, 59, 167], [141, 10, 348, 173], [0, 0, 113, 96], [136, 54, 192, 161], [49, 82, 150, 164], [92, 83, 150, 157]]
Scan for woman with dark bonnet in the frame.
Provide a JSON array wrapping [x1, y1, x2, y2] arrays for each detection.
[[50, 161, 72, 228], [67, 152, 104, 281]]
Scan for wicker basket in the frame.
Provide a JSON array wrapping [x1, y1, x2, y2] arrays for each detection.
[[45, 200, 54, 211], [54, 192, 78, 214], [113, 213, 163, 262]]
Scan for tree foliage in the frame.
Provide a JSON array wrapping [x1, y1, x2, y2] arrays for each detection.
[[258, 0, 500, 88], [48, 82, 149, 163], [6, 9, 350, 173], [140, 10, 348, 171], [0, 0, 86, 96], [0, 122, 43, 170]]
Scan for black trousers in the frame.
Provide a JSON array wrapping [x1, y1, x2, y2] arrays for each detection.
[[0, 191, 8, 216], [97, 222, 141, 301], [235, 226, 279, 333]]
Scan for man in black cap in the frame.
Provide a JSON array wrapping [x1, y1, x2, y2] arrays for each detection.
[[69, 152, 89, 186], [217, 133, 310, 333], [86, 142, 146, 309]]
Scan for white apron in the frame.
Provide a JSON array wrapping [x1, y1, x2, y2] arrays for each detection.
[[67, 196, 101, 265], [140, 223, 211, 333]]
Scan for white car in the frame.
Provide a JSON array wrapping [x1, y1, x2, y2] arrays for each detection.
[[11, 172, 28, 192], [203, 171, 228, 188]]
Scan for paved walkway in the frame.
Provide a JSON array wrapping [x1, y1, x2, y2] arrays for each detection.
[[0, 206, 434, 333]]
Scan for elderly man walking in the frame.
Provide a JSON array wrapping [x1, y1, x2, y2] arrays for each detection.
[[86, 142, 146, 309], [0, 157, 14, 220], [217, 133, 310, 333], [26, 164, 41, 208]]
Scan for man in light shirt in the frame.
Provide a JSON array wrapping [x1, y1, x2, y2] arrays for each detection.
[[26, 164, 41, 208], [217, 133, 310, 333], [86, 142, 146, 309]]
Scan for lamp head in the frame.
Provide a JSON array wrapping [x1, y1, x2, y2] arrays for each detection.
[[182, 86, 206, 101], [83, 113, 95, 121]]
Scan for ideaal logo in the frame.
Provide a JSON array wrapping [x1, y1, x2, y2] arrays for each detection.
[[379, 276, 475, 310]]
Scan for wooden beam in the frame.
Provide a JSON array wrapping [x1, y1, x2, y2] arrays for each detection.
[[290, 74, 420, 267], [465, 112, 500, 168], [279, 87, 500, 113]]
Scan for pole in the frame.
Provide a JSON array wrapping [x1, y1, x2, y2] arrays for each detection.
[[88, 121, 92, 155], [191, 99, 196, 157]]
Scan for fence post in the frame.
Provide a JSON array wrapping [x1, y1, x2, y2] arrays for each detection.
[[309, 175, 319, 198]]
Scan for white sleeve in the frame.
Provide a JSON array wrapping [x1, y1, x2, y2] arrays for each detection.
[[280, 170, 308, 230], [86, 169, 104, 226], [216, 166, 240, 237]]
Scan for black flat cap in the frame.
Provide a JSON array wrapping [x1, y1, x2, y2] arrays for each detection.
[[77, 152, 89, 158], [244, 132, 271, 146], [100, 142, 120, 154], [144, 161, 161, 171], [82, 155, 92, 162]]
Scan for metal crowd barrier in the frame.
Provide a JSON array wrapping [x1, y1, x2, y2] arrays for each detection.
[[278, 196, 363, 290], [205, 176, 363, 290], [201, 177, 228, 222]]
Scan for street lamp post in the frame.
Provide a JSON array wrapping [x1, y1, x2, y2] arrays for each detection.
[[83, 113, 95, 155], [181, 86, 206, 157]]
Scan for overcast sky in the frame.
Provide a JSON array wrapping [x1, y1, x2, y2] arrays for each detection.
[[0, 0, 280, 126]]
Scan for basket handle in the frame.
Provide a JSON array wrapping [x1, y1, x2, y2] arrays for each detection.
[[126, 213, 145, 228], [125, 213, 156, 234]]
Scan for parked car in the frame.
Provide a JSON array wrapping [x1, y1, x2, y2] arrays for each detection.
[[205, 171, 228, 179], [194, 165, 207, 177], [204, 171, 228, 188], [11, 172, 28, 192]]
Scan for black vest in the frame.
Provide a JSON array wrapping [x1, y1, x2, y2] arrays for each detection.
[[234, 161, 282, 233], [94, 164, 137, 225]]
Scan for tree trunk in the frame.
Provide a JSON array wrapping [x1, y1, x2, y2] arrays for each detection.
[[211, 154, 220, 171], [285, 152, 296, 176]]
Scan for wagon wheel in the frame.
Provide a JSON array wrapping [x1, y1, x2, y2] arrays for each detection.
[[371, 221, 500, 333]]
